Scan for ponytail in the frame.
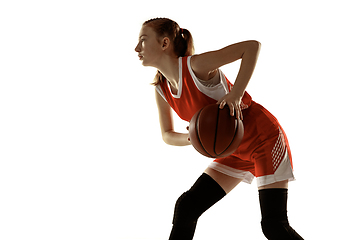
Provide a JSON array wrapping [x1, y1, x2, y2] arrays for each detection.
[[173, 28, 194, 57], [143, 18, 195, 86]]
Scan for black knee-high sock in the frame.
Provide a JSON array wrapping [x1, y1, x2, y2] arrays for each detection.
[[259, 188, 304, 240], [168, 173, 226, 240]]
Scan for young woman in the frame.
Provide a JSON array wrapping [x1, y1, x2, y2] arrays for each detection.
[[135, 18, 304, 240]]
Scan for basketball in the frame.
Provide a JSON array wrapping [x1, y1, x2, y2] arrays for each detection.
[[189, 104, 244, 158]]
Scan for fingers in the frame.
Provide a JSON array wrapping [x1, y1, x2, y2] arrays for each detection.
[[232, 104, 243, 120], [218, 101, 243, 120], [186, 126, 190, 141], [218, 99, 227, 109], [236, 106, 243, 120], [228, 102, 235, 116], [216, 98, 223, 105]]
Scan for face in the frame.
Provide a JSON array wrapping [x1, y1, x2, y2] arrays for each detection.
[[134, 26, 165, 67]]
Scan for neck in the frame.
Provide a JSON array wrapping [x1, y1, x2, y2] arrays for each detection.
[[156, 56, 180, 90]]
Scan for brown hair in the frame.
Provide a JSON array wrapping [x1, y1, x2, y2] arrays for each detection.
[[143, 18, 195, 86]]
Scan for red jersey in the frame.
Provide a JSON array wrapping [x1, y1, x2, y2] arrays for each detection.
[[155, 55, 295, 187], [156, 56, 252, 122]]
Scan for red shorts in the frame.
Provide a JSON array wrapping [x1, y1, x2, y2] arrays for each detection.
[[208, 102, 295, 187]]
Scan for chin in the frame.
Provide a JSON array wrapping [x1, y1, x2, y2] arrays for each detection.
[[141, 60, 152, 67]]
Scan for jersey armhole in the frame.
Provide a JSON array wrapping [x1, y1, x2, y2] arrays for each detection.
[[155, 85, 167, 102], [187, 56, 230, 99]]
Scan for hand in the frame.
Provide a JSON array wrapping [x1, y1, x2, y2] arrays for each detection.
[[186, 126, 190, 141], [217, 92, 243, 120]]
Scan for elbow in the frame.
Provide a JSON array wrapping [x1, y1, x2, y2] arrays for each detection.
[[244, 40, 261, 58], [240, 40, 261, 58], [254, 40, 261, 47], [161, 131, 172, 145], [253, 40, 261, 52], [248, 40, 261, 51], [162, 134, 169, 145]]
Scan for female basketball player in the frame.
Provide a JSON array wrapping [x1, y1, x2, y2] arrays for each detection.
[[135, 18, 304, 240]]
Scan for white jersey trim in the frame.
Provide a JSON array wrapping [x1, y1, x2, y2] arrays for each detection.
[[256, 149, 296, 187], [155, 85, 167, 102], [187, 56, 229, 101], [208, 149, 296, 187], [155, 56, 231, 103], [166, 57, 183, 99], [155, 57, 183, 102], [208, 162, 255, 184]]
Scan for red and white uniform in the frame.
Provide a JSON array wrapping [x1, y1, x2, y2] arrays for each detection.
[[156, 56, 295, 187]]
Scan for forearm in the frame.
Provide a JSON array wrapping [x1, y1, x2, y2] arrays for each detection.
[[162, 131, 191, 146], [232, 41, 261, 97]]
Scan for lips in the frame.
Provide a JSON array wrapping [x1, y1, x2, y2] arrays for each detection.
[[138, 54, 143, 60]]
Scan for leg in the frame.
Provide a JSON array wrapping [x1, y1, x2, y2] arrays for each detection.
[[259, 182, 304, 240], [169, 168, 242, 240], [204, 167, 243, 194], [258, 180, 288, 190]]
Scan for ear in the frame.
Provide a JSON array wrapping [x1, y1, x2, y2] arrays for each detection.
[[161, 37, 170, 50]]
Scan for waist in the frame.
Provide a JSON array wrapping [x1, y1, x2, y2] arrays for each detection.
[[242, 101, 281, 136]]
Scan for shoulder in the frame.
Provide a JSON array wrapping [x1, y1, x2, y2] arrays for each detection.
[[189, 54, 218, 81], [190, 41, 261, 79]]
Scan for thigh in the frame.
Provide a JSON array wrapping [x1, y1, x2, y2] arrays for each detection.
[[252, 126, 295, 188], [258, 180, 288, 190], [204, 167, 242, 194]]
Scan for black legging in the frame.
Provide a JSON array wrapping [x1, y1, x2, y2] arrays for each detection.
[[169, 173, 304, 240]]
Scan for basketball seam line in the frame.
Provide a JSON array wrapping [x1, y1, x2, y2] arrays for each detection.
[[217, 119, 238, 157], [213, 107, 220, 157]]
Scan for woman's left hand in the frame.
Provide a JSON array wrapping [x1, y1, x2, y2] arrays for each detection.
[[217, 92, 243, 120]]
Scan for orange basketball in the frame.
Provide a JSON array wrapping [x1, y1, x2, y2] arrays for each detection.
[[189, 104, 244, 158]]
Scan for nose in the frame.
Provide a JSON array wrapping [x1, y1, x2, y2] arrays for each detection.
[[134, 42, 141, 52]]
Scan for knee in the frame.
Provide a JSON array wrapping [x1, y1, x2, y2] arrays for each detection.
[[172, 191, 200, 225], [261, 218, 303, 240], [261, 218, 288, 239]]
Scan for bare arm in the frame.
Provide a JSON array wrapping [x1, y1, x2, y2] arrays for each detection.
[[155, 90, 191, 146], [191, 40, 261, 119]]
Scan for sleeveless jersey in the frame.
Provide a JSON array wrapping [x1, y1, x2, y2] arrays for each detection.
[[155, 56, 295, 187], [155, 56, 252, 122]]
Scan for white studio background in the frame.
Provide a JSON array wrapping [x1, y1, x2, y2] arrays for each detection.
[[0, 0, 345, 239]]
